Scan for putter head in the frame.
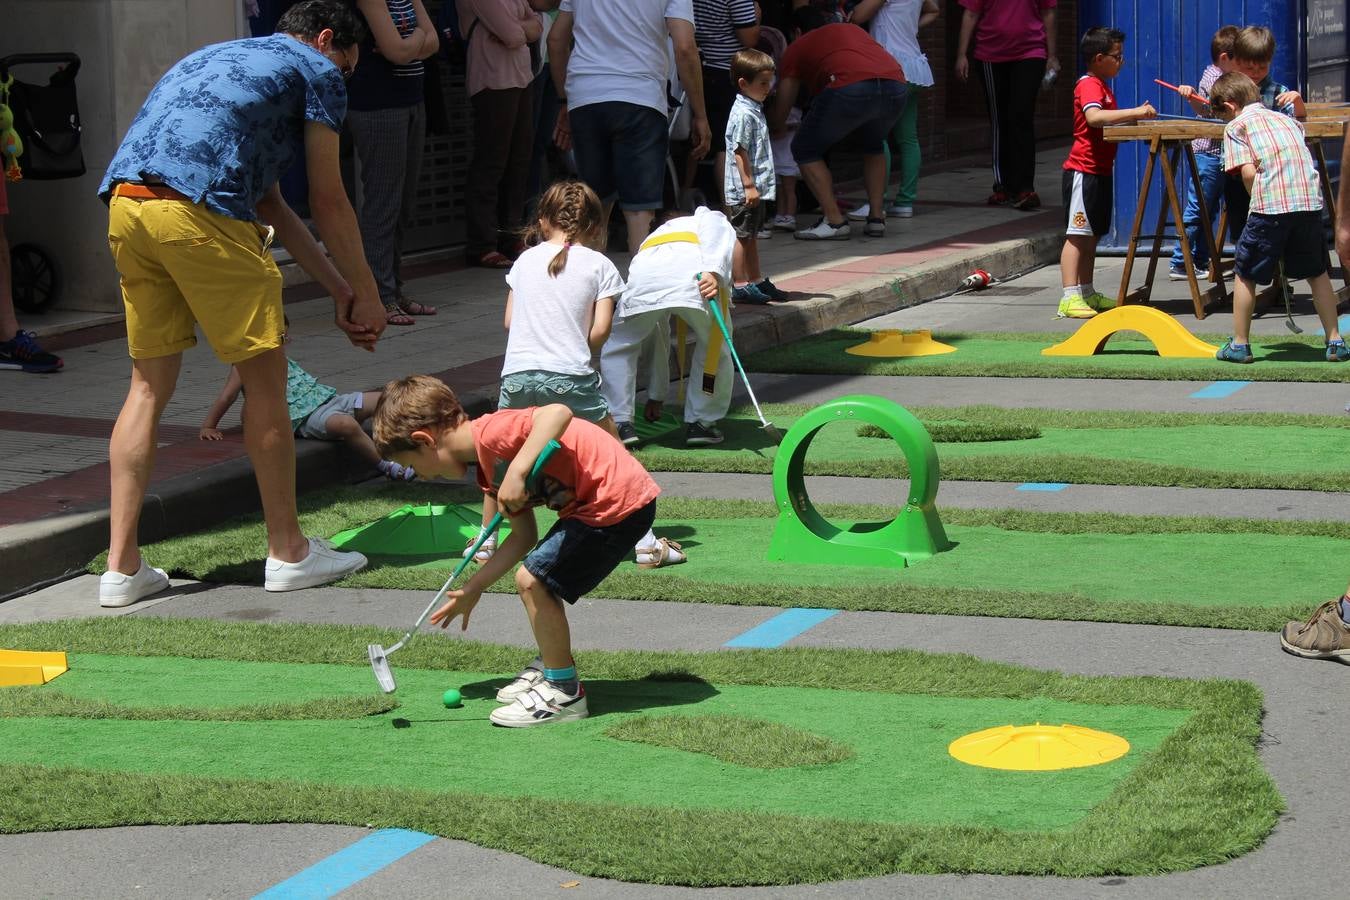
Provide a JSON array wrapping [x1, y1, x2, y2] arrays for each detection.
[[368, 643, 397, 693]]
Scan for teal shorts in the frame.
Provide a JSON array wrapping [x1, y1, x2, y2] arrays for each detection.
[[498, 370, 610, 422]]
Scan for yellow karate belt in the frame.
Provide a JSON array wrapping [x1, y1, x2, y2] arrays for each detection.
[[636, 230, 729, 397]]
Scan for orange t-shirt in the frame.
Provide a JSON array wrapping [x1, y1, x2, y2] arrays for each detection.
[[472, 408, 661, 527]]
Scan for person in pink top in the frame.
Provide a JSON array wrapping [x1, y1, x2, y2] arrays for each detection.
[[375, 375, 664, 727], [953, 0, 1058, 210], [459, 0, 543, 269]]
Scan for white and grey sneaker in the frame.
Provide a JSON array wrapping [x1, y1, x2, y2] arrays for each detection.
[[887, 204, 914, 218], [263, 537, 367, 592], [771, 213, 797, 231], [99, 561, 170, 608], [794, 217, 850, 241], [495, 664, 547, 702], [489, 682, 589, 727]]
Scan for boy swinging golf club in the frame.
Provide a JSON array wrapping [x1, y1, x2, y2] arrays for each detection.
[[372, 376, 664, 726]]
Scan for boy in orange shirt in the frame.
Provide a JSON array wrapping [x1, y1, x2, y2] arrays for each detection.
[[373, 374, 662, 727]]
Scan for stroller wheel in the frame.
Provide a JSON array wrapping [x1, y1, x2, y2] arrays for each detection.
[[11, 243, 61, 313]]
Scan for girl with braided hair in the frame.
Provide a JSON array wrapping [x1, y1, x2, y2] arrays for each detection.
[[464, 180, 624, 562]]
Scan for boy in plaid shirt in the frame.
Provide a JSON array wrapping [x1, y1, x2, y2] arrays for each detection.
[[1209, 72, 1347, 364]]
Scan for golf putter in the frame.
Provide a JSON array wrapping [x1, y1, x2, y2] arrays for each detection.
[[698, 274, 782, 442], [1278, 260, 1303, 334], [367, 439, 562, 692]]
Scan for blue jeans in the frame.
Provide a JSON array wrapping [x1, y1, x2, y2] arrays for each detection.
[[791, 79, 907, 164], [1170, 151, 1225, 271]]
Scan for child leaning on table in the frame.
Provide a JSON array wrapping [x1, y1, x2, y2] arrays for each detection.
[[199, 323, 414, 481], [373, 375, 664, 726], [1057, 26, 1156, 320], [1208, 72, 1348, 364]]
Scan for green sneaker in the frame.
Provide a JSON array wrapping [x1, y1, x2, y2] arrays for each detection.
[[1084, 291, 1117, 311], [1056, 295, 1097, 319]]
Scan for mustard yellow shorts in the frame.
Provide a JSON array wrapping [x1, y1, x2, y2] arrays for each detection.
[[107, 194, 284, 362]]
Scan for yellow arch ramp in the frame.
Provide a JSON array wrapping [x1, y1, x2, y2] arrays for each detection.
[[1042, 306, 1221, 358]]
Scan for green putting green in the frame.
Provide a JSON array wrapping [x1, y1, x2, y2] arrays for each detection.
[[0, 618, 1279, 883], [745, 328, 1350, 382], [631, 404, 1350, 491], [90, 486, 1344, 631]]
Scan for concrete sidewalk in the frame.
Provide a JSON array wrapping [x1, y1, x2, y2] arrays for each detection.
[[0, 148, 1071, 596]]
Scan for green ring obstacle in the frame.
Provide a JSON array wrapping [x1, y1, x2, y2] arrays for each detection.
[[766, 395, 951, 569]]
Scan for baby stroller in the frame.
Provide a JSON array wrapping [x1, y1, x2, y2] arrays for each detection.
[[1, 52, 85, 313]]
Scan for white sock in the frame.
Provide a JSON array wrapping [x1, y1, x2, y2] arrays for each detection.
[[635, 528, 658, 553], [1062, 286, 1082, 301]]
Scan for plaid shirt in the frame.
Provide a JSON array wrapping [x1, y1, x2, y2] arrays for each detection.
[[1190, 65, 1224, 156], [1223, 103, 1321, 215], [723, 93, 776, 205]]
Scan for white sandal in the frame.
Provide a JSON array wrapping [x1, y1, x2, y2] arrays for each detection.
[[636, 537, 685, 569]]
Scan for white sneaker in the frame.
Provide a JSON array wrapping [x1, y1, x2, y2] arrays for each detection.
[[756, 226, 773, 239], [795, 217, 851, 241], [489, 682, 589, 727], [495, 664, 546, 702], [771, 213, 797, 230], [846, 202, 872, 221], [263, 537, 367, 592], [99, 561, 170, 608], [887, 204, 914, 218], [635, 537, 686, 568]]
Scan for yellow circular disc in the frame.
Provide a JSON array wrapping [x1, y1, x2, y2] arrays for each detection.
[[948, 723, 1130, 771], [845, 329, 957, 358]]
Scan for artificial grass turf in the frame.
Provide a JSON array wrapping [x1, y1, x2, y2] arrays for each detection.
[[89, 485, 1344, 631], [604, 714, 857, 769], [744, 327, 1350, 382], [0, 617, 1279, 883], [629, 404, 1350, 491]]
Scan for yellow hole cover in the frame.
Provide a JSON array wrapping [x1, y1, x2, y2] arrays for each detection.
[[845, 329, 957, 358], [948, 723, 1130, 771]]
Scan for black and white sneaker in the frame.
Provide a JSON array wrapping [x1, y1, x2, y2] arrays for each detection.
[[685, 422, 724, 445], [494, 664, 546, 702], [489, 682, 589, 727], [616, 421, 640, 446]]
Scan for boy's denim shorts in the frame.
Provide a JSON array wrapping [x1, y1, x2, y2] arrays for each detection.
[[524, 499, 657, 603], [1234, 210, 1327, 285], [791, 79, 907, 164], [499, 370, 610, 423], [569, 101, 668, 211]]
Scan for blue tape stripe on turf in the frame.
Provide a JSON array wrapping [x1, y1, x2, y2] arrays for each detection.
[[1016, 482, 1069, 492], [1315, 314, 1350, 337], [253, 829, 436, 900], [1189, 380, 1250, 399], [724, 608, 839, 648]]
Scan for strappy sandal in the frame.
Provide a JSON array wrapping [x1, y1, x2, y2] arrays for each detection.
[[462, 533, 496, 563], [636, 537, 685, 569], [398, 295, 437, 316], [384, 303, 415, 326], [473, 250, 513, 269]]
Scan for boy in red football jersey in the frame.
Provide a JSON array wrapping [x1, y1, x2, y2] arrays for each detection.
[[1057, 26, 1156, 319]]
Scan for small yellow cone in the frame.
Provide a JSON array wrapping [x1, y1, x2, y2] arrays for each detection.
[[0, 649, 69, 687], [845, 329, 957, 358], [948, 722, 1129, 771]]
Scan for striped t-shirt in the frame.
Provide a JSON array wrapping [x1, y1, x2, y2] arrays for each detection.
[[347, 0, 425, 110], [693, 0, 758, 70]]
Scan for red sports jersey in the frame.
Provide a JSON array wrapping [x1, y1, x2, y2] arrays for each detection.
[[1063, 74, 1117, 175]]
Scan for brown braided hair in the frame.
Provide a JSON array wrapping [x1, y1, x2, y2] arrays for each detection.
[[526, 180, 605, 277]]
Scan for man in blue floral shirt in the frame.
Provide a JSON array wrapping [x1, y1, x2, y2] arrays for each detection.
[[96, 0, 388, 608]]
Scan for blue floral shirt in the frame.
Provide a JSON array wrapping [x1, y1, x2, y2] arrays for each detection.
[[99, 35, 347, 221], [286, 359, 338, 430]]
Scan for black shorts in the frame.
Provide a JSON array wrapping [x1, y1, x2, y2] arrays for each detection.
[[702, 64, 738, 150], [1062, 169, 1112, 237], [523, 499, 656, 603], [725, 201, 766, 239], [1234, 210, 1328, 285]]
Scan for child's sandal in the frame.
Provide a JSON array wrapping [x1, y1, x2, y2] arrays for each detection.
[[463, 534, 497, 563], [636, 537, 685, 569]]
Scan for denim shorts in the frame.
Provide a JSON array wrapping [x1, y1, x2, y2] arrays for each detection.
[[499, 370, 610, 422], [1234, 211, 1327, 285], [524, 499, 657, 603], [569, 101, 668, 211], [295, 390, 362, 439], [791, 79, 907, 164]]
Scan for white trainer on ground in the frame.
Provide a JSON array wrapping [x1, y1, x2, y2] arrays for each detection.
[[495, 663, 547, 702], [794, 217, 850, 241], [263, 537, 367, 592], [489, 682, 589, 727], [99, 561, 170, 608]]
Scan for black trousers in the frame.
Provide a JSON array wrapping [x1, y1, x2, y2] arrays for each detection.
[[977, 58, 1046, 195]]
